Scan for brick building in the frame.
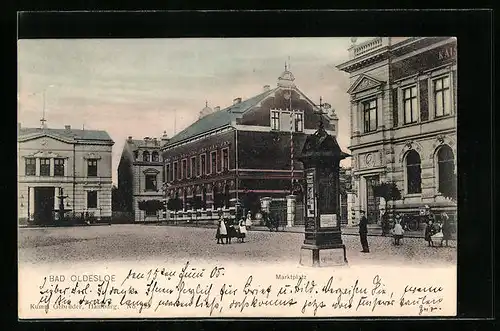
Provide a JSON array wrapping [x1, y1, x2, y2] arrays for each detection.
[[117, 133, 169, 222], [337, 37, 457, 223], [161, 67, 338, 223], [17, 122, 114, 224]]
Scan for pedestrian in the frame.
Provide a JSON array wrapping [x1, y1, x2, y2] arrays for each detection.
[[431, 219, 443, 248], [245, 211, 252, 229], [359, 210, 369, 253], [424, 219, 436, 247], [381, 211, 390, 236], [392, 218, 404, 245], [440, 212, 452, 247], [216, 218, 227, 244], [239, 219, 247, 243]]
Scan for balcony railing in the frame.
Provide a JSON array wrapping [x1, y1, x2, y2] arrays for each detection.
[[352, 37, 383, 58]]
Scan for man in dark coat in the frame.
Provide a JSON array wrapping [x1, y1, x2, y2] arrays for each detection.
[[359, 210, 369, 253]]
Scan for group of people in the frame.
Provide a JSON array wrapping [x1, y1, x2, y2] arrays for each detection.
[[358, 207, 453, 252], [215, 212, 252, 244]]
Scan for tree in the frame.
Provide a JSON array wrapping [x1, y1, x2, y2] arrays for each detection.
[[137, 199, 164, 221], [440, 173, 457, 202], [213, 193, 225, 209], [373, 182, 402, 221], [242, 192, 261, 217]]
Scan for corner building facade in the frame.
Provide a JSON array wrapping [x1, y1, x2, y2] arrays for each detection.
[[337, 37, 457, 223]]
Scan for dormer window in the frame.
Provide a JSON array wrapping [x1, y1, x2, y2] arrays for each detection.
[[152, 151, 159, 162], [142, 151, 150, 162]]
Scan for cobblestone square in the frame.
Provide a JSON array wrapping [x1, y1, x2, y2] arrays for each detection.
[[18, 224, 456, 267]]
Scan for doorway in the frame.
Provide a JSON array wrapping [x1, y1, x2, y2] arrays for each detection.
[[365, 175, 380, 224], [34, 187, 55, 225]]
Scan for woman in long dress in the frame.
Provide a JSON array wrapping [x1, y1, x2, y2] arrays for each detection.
[[216, 219, 228, 244], [239, 220, 247, 243], [245, 211, 252, 229], [440, 212, 452, 247]]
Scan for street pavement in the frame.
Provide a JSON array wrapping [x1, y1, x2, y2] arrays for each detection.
[[18, 224, 456, 267]]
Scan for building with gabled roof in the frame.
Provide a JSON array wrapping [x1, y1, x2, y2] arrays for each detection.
[[117, 133, 169, 222], [161, 67, 339, 224], [17, 123, 114, 224]]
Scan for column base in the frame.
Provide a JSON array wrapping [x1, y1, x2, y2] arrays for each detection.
[[299, 244, 348, 267]]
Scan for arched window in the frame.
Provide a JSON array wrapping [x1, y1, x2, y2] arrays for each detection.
[[152, 151, 159, 162], [406, 150, 422, 194], [437, 145, 455, 193], [142, 151, 150, 162]]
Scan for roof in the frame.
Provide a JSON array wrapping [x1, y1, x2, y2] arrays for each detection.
[[166, 87, 278, 146], [18, 127, 113, 142], [128, 139, 162, 149]]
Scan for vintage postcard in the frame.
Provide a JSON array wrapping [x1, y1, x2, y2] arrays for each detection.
[[17, 37, 457, 319]]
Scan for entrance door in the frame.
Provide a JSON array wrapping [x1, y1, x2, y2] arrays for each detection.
[[365, 175, 380, 224], [34, 187, 55, 225]]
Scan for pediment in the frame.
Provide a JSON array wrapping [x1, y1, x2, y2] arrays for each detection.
[[143, 168, 160, 174], [347, 74, 385, 94], [83, 152, 102, 160], [24, 150, 68, 159], [18, 132, 74, 144]]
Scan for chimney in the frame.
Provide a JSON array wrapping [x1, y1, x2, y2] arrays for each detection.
[[233, 97, 242, 105], [263, 85, 270, 92], [64, 125, 71, 131], [214, 106, 220, 111], [144, 136, 150, 141], [127, 136, 133, 142]]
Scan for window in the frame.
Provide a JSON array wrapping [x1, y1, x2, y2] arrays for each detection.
[[25, 158, 36, 176], [133, 150, 138, 159], [142, 151, 150, 162], [173, 162, 178, 181], [54, 158, 65, 177], [87, 160, 97, 177], [433, 76, 451, 117], [200, 154, 206, 176], [181, 159, 187, 179], [362, 99, 378, 133], [210, 151, 217, 174], [40, 158, 50, 176], [145, 174, 157, 191], [190, 157, 196, 178], [406, 150, 422, 194], [152, 152, 159, 162], [403, 86, 418, 124], [222, 148, 229, 171], [295, 113, 304, 132], [165, 164, 171, 182], [271, 110, 280, 130], [87, 191, 97, 208], [437, 145, 455, 194]]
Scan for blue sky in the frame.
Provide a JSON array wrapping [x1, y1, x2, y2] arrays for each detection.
[[18, 37, 373, 184]]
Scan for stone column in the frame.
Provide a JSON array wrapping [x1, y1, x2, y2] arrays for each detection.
[[35, 158, 40, 176], [50, 158, 55, 177], [286, 195, 296, 227]]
